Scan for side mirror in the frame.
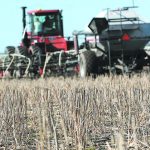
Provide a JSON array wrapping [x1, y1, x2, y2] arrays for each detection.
[[88, 17, 108, 34]]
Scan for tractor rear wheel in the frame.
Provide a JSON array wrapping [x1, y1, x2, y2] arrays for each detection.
[[16, 46, 28, 56], [4, 46, 15, 77], [79, 50, 98, 78], [5, 46, 15, 55], [14, 46, 29, 78]]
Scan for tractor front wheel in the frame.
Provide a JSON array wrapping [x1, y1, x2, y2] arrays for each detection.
[[29, 45, 43, 77]]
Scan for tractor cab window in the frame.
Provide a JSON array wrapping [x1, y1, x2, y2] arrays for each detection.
[[29, 13, 63, 36], [33, 17, 43, 34], [43, 15, 56, 33]]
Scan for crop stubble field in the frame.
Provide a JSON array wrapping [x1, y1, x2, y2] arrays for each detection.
[[0, 75, 150, 150]]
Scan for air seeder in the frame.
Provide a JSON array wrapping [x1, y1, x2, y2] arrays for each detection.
[[76, 6, 150, 77]]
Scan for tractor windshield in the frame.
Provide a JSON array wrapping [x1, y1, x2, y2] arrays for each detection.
[[29, 12, 63, 36]]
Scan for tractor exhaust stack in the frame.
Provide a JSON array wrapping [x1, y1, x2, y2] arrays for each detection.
[[21, 7, 27, 32]]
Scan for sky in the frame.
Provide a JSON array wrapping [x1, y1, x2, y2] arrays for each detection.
[[0, 0, 149, 52]]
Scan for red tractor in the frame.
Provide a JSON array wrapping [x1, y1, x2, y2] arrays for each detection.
[[3, 7, 77, 78]]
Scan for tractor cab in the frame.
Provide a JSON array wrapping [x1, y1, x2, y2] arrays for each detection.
[[24, 9, 67, 52], [0, 7, 77, 79], [28, 10, 63, 37]]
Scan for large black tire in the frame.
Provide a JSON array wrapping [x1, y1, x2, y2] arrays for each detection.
[[30, 45, 40, 55], [4, 46, 15, 77], [5, 46, 15, 55], [13, 46, 30, 78], [29, 45, 42, 66], [79, 50, 98, 78], [16, 46, 28, 56], [28, 45, 43, 77]]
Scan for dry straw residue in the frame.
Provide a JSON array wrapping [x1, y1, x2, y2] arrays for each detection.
[[0, 75, 150, 150]]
